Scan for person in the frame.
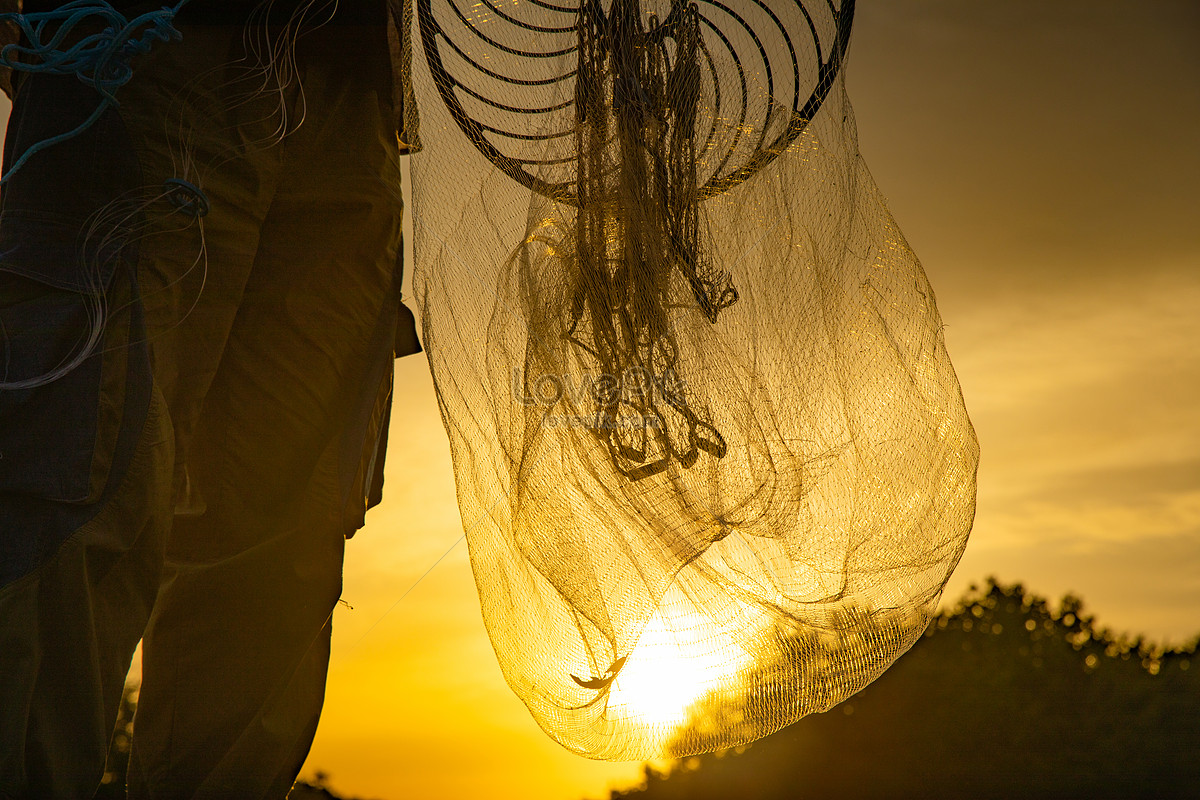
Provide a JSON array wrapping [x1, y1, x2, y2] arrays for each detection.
[[0, 1, 421, 797]]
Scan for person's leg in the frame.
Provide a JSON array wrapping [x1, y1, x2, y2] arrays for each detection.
[[0, 386, 172, 799], [0, 264, 171, 799], [0, 69, 174, 798], [118, 24, 289, 506], [128, 23, 403, 799]]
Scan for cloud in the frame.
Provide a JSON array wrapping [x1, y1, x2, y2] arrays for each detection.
[[955, 268, 1200, 494], [850, 0, 1200, 294]]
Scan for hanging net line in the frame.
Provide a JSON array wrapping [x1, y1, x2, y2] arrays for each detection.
[[410, 0, 977, 760]]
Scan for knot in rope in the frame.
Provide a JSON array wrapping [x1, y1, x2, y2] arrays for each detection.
[[162, 177, 209, 218]]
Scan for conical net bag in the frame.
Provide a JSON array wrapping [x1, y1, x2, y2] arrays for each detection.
[[410, 0, 978, 760]]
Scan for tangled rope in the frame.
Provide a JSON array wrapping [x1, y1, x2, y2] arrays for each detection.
[[0, 0, 193, 182]]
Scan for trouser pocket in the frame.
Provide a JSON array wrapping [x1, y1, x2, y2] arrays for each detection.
[[0, 263, 154, 589], [0, 270, 107, 501]]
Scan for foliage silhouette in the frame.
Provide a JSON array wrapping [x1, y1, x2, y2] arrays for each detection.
[[604, 579, 1199, 799], [93, 684, 136, 799]]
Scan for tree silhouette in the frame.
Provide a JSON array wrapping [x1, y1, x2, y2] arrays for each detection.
[[93, 684, 136, 799], [609, 579, 1199, 799]]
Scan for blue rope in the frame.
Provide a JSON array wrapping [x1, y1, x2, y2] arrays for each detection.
[[0, 0, 193, 183], [162, 176, 208, 217]]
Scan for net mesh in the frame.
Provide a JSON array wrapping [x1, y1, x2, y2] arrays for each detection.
[[409, 0, 978, 760]]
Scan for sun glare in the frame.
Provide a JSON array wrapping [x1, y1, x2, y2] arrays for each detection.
[[607, 607, 756, 731]]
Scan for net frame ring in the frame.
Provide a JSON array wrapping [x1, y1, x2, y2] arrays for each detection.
[[418, 0, 857, 205]]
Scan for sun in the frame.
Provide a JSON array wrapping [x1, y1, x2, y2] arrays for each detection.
[[606, 605, 756, 732]]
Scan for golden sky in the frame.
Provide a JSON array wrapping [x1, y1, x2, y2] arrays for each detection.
[[2, 2, 1195, 799]]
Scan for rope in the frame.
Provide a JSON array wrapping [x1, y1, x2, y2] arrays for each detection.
[[162, 177, 209, 217], [0, 0, 193, 183]]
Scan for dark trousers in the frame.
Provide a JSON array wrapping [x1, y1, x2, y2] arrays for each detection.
[[1, 20, 405, 799]]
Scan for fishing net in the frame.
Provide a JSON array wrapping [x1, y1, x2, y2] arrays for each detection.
[[409, 0, 978, 760]]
